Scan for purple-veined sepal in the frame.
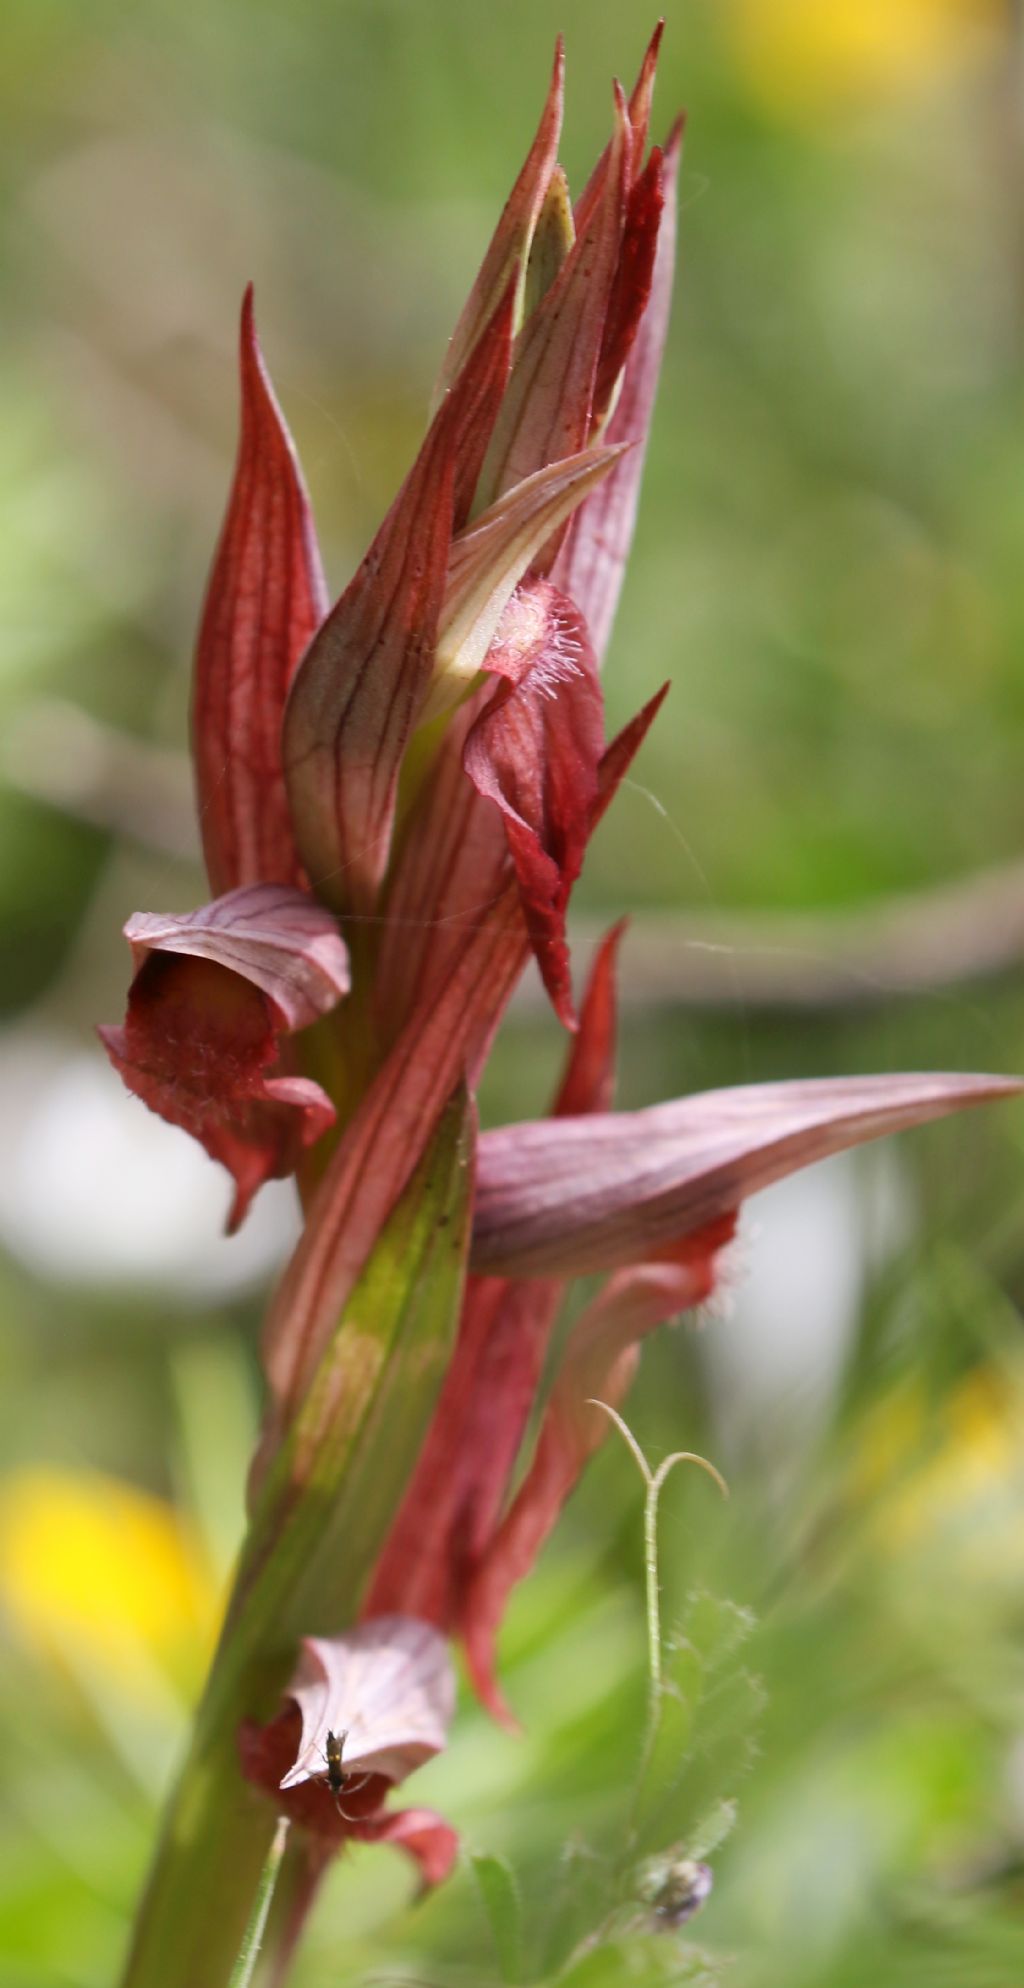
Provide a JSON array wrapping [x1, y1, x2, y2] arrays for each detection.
[[99, 884, 349, 1231]]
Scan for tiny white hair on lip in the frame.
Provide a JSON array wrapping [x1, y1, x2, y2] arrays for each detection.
[[524, 613, 584, 701]]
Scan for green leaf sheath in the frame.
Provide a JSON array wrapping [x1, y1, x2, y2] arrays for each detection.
[[119, 1091, 473, 1988]]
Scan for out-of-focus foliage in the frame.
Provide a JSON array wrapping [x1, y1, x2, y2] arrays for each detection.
[[2, 1, 1024, 1984]]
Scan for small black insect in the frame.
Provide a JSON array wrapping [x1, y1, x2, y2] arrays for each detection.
[[321, 1728, 373, 1821]]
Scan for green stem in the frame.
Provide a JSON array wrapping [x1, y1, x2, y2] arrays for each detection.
[[119, 1094, 471, 1988], [560, 1406, 728, 1975], [641, 1461, 665, 1746], [229, 1816, 290, 1988], [118, 1634, 290, 1988]]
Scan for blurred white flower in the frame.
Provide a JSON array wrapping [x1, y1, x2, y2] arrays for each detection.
[[701, 1148, 913, 1464], [0, 1027, 300, 1297]]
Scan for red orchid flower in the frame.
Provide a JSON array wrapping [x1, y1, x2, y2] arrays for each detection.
[[103, 25, 1020, 1910], [239, 1618, 457, 1890]]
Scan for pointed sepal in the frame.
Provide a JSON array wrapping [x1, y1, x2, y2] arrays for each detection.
[[432, 39, 564, 407], [283, 290, 514, 913], [575, 21, 666, 234], [193, 288, 327, 895], [475, 86, 631, 530], [553, 121, 681, 665], [472, 1072, 1023, 1277]]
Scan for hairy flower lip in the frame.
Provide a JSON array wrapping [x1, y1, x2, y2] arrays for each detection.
[[423, 442, 628, 723], [470, 1071, 1023, 1278]]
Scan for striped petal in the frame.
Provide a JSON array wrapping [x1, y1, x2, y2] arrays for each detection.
[[282, 288, 514, 915], [475, 86, 631, 531], [472, 1072, 1023, 1278], [552, 121, 682, 666], [432, 38, 564, 406], [193, 288, 327, 894], [99, 885, 348, 1231], [279, 1617, 454, 1788]]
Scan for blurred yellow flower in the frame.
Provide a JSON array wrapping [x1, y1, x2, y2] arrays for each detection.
[[0, 1466, 218, 1697], [727, 0, 1004, 119], [852, 1368, 1024, 1584]]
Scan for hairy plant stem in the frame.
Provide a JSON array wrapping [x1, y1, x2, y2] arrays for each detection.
[[587, 1403, 727, 1838], [556, 1404, 729, 1974], [229, 1816, 290, 1988]]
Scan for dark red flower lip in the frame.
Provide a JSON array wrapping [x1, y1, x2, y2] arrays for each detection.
[[99, 885, 350, 1231]]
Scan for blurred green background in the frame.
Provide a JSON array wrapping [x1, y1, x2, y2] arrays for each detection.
[[4, 0, 1024, 1983]]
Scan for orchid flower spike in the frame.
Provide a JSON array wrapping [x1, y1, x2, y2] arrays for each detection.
[[103, 31, 1021, 1957]]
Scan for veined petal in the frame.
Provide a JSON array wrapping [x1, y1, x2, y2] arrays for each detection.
[[283, 288, 514, 915], [193, 288, 327, 896], [238, 1618, 457, 1885], [463, 583, 604, 1029], [472, 1072, 1023, 1278], [278, 1618, 454, 1789], [553, 918, 625, 1115], [552, 122, 681, 666], [376, 691, 526, 1056], [99, 885, 348, 1231], [426, 444, 625, 720], [118, 884, 350, 1030], [462, 1220, 734, 1723], [262, 870, 526, 1416], [591, 144, 664, 433], [432, 38, 564, 408], [475, 86, 631, 532]]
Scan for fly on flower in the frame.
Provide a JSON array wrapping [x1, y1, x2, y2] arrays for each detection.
[[321, 1729, 373, 1820]]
